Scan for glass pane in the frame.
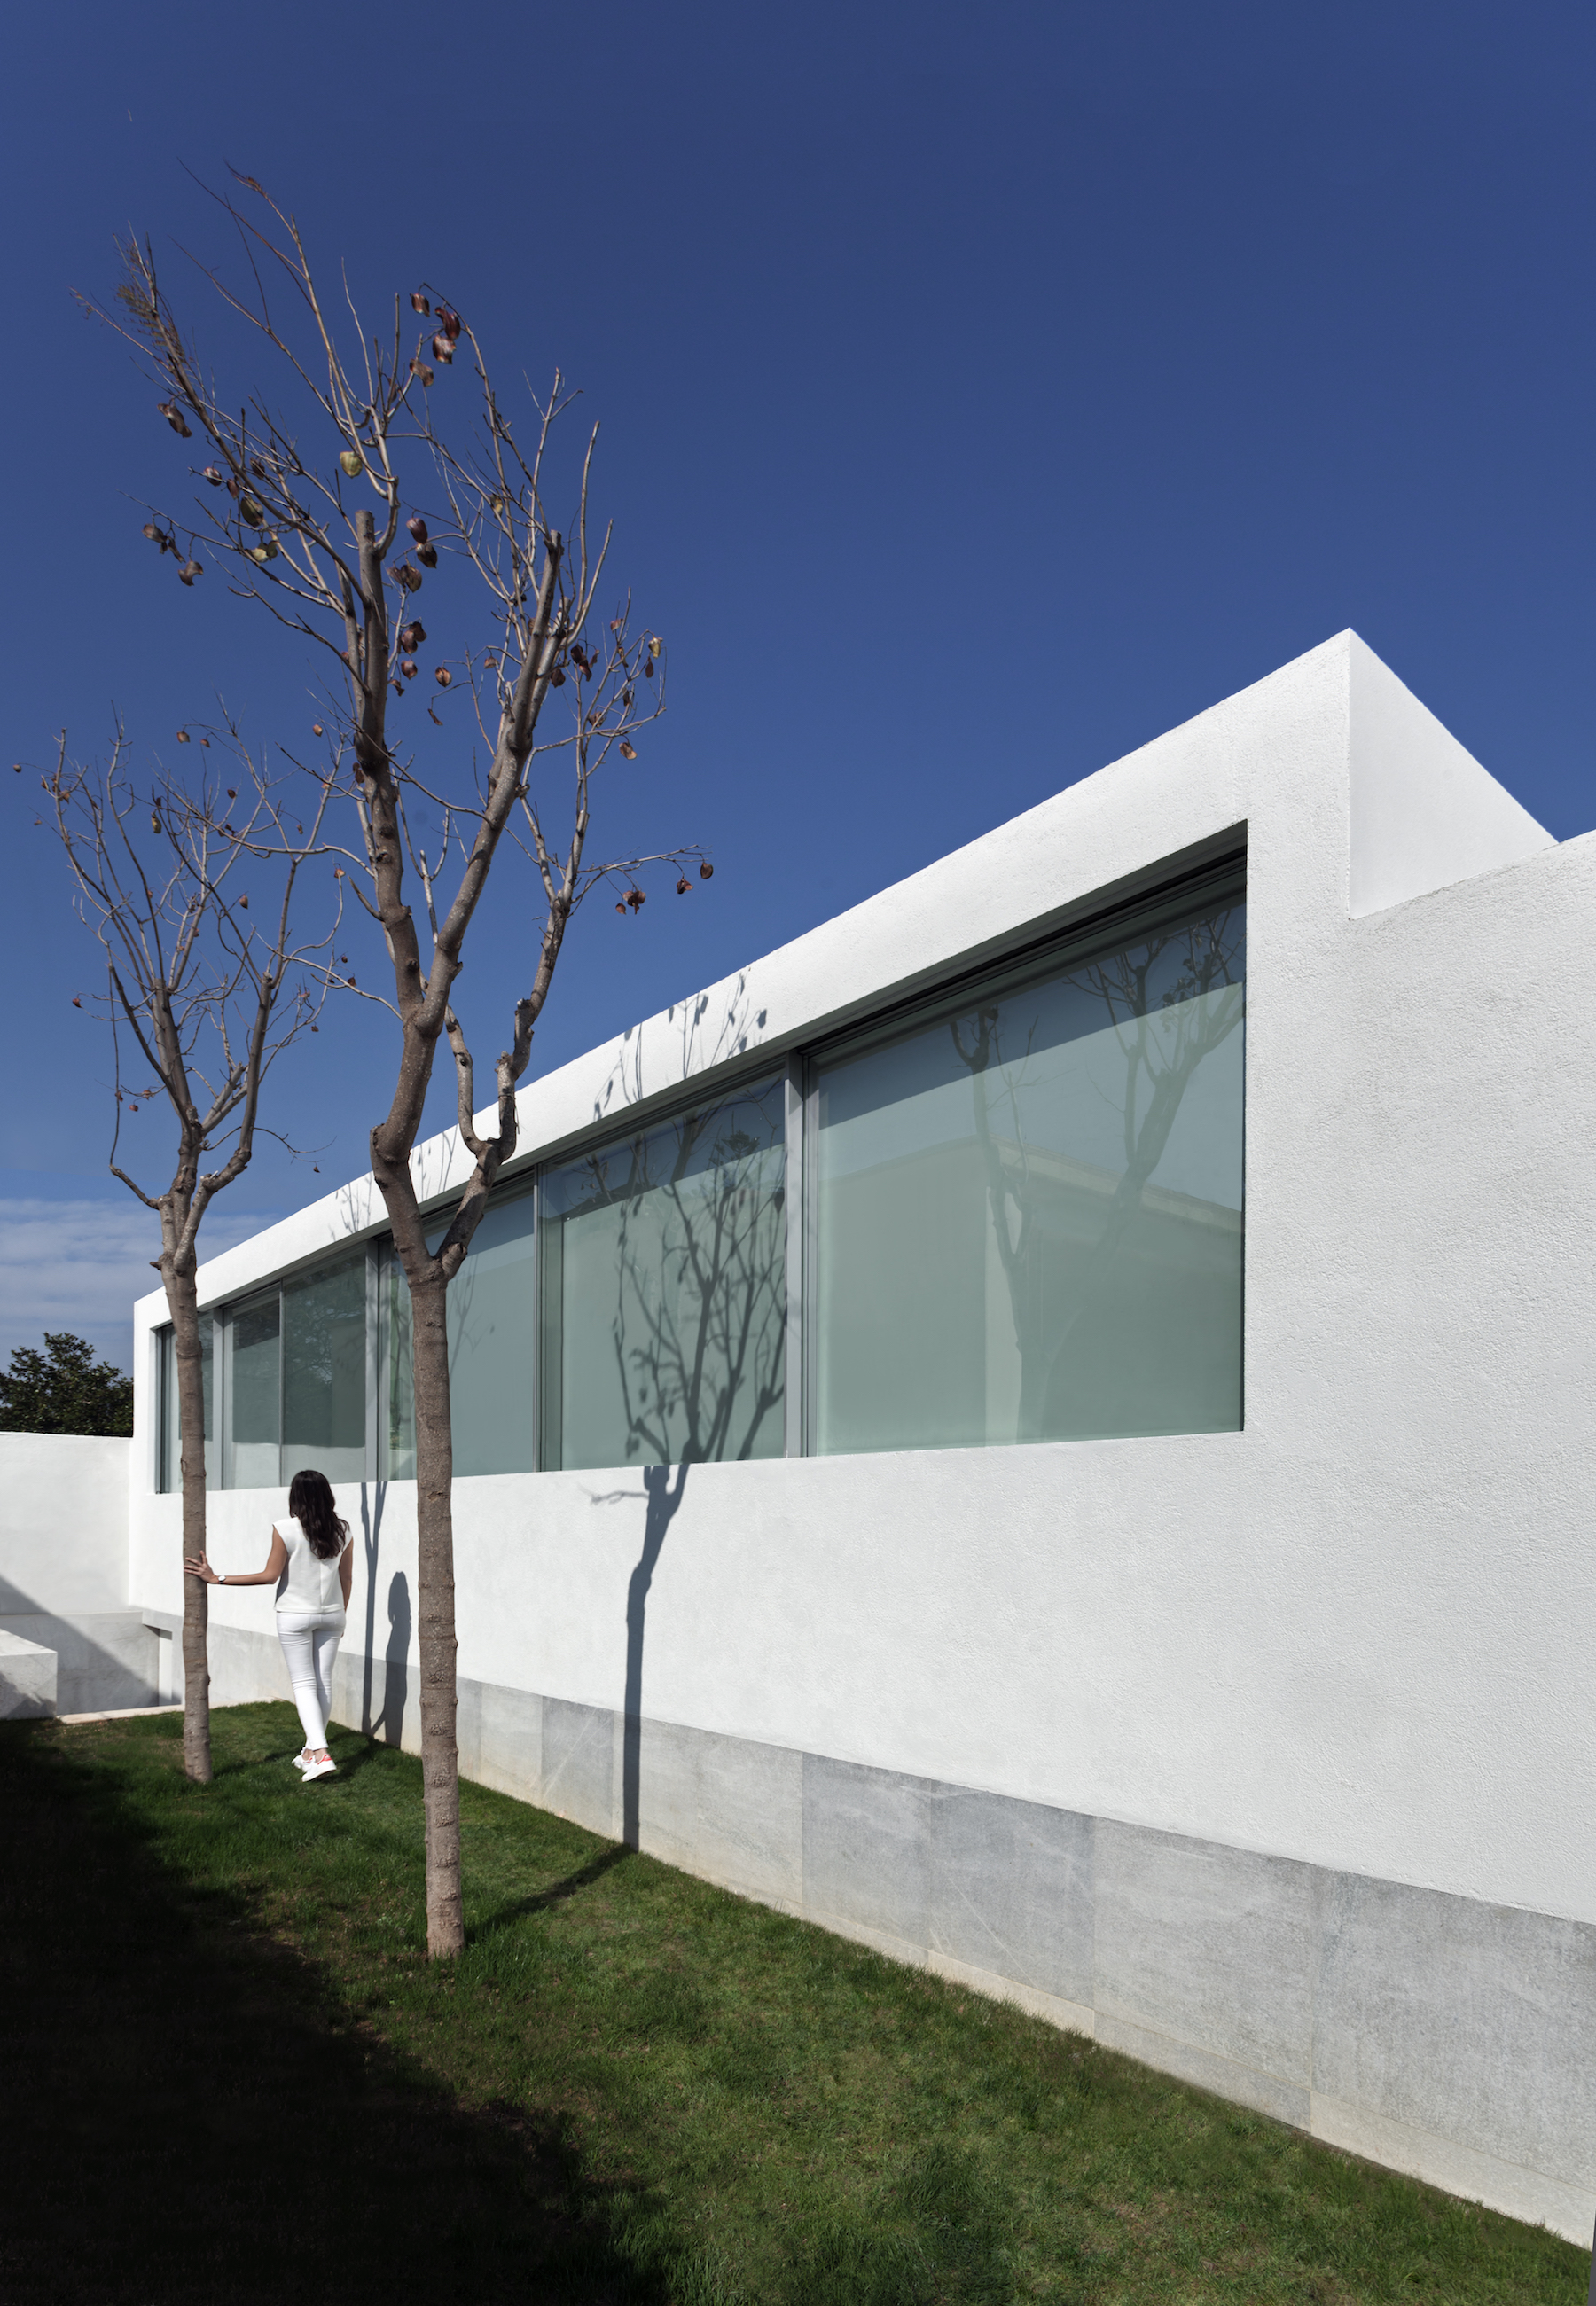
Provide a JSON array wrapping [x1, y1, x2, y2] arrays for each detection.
[[446, 1191, 536, 1476], [380, 1249, 414, 1481], [379, 1195, 537, 1479], [158, 1318, 214, 1492], [201, 1314, 214, 1485], [158, 1328, 175, 1493], [228, 1291, 280, 1489], [282, 1254, 366, 1484], [541, 1076, 786, 1470], [814, 896, 1245, 1454]]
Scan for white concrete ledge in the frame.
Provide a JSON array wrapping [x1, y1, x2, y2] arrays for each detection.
[[57, 1704, 182, 1725], [0, 1630, 57, 1719]]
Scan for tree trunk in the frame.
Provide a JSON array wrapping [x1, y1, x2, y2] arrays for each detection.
[[410, 1268, 463, 1956], [168, 1262, 212, 1782]]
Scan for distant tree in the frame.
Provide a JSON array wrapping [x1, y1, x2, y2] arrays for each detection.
[[85, 180, 709, 1956], [0, 1332, 134, 1437]]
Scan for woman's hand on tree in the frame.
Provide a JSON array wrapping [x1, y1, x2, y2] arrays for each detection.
[[184, 1552, 217, 1583]]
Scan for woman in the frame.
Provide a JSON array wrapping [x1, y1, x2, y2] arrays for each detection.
[[185, 1467, 353, 1782]]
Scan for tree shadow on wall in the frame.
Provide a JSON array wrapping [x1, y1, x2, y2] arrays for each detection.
[[358, 1478, 387, 1732], [371, 1570, 411, 1752], [622, 1462, 689, 1851], [0, 1724, 667, 2306], [608, 1090, 786, 1470], [356, 1479, 411, 1755], [567, 1083, 780, 1854]]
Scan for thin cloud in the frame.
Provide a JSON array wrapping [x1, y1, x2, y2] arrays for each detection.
[[0, 1198, 273, 1378]]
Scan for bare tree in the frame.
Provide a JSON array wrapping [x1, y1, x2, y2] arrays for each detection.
[[83, 180, 708, 1952], [45, 725, 340, 1780]]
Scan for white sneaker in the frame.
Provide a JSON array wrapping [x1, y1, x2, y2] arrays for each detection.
[[293, 1750, 312, 1772], [301, 1755, 337, 1783]]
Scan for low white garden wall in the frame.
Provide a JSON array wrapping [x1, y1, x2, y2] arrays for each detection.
[[0, 1431, 153, 1713]]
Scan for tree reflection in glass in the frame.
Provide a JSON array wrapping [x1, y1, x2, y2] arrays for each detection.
[[541, 1077, 786, 1470], [380, 1193, 537, 1481], [281, 1252, 366, 1483], [815, 897, 1245, 1453]]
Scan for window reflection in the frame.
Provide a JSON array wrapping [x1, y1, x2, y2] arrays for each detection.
[[155, 1316, 214, 1492], [814, 895, 1245, 1453], [539, 1077, 786, 1471], [152, 876, 1247, 1491], [226, 1290, 281, 1489], [282, 1254, 366, 1483], [379, 1189, 537, 1480]]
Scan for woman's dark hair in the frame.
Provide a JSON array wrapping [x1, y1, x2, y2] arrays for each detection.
[[287, 1469, 348, 1560]]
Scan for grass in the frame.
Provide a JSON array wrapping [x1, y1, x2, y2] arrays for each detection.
[[0, 1707, 1587, 2305]]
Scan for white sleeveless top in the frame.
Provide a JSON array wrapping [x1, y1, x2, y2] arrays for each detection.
[[275, 1515, 348, 1616]]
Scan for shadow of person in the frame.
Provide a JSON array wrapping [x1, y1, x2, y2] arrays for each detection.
[[370, 1569, 411, 1751], [622, 1462, 689, 1851], [0, 1723, 667, 2304]]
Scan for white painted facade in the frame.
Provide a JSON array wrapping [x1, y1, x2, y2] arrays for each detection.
[[115, 631, 1596, 2237]]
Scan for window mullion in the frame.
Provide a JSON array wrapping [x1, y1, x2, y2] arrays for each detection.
[[364, 1245, 380, 1485], [784, 1055, 806, 1460]]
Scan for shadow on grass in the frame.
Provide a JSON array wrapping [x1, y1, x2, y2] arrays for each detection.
[[0, 1723, 667, 2306], [471, 1843, 635, 1946], [305, 1731, 390, 1786]]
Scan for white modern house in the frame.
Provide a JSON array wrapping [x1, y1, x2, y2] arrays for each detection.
[[18, 629, 1596, 2239]]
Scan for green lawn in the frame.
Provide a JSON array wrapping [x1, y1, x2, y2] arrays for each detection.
[[1, 1707, 1586, 2305]]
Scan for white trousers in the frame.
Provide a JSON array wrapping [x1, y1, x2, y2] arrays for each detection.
[[277, 1611, 344, 1749]]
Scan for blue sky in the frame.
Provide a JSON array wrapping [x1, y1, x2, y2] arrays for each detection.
[[3, 0, 1593, 1373]]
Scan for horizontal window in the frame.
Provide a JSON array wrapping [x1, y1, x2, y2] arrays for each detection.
[[151, 862, 1245, 1489], [811, 887, 1245, 1453], [538, 1075, 786, 1471]]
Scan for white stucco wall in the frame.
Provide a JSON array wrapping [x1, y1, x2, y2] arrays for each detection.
[[0, 1434, 130, 1616], [1345, 640, 1553, 915], [129, 629, 1594, 1928]]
